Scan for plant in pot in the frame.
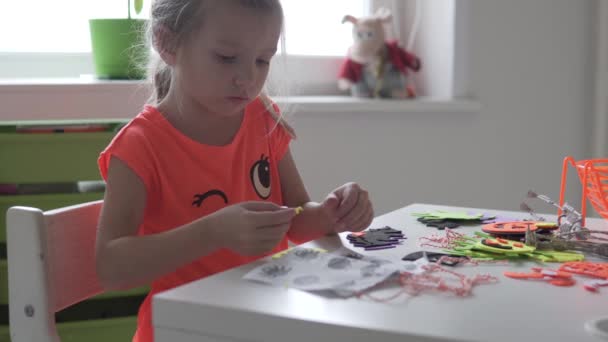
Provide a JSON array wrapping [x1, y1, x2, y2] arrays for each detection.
[[89, 0, 149, 79]]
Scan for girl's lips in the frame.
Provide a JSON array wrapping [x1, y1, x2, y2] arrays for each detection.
[[228, 96, 249, 102]]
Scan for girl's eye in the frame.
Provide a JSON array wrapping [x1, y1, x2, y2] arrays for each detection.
[[257, 59, 270, 66], [216, 54, 236, 63]]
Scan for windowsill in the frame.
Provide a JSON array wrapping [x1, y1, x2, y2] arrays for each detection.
[[274, 96, 480, 114], [0, 78, 480, 121], [0, 77, 146, 92]]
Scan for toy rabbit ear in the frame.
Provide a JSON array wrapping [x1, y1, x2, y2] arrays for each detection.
[[342, 15, 358, 24], [375, 7, 392, 23]]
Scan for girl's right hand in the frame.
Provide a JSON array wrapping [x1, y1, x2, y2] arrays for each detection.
[[207, 201, 296, 256]]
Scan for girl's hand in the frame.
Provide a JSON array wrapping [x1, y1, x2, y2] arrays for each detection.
[[207, 201, 296, 256], [321, 182, 374, 233]]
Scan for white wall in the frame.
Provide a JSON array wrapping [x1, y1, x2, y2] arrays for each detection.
[[290, 0, 596, 216]]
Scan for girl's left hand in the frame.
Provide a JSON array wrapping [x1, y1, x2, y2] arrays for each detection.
[[321, 182, 374, 233]]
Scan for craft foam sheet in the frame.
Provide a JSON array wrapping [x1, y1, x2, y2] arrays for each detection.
[[244, 247, 417, 294]]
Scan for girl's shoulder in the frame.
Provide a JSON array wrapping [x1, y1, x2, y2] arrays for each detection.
[[112, 105, 166, 140], [98, 106, 164, 189], [101, 105, 171, 162]]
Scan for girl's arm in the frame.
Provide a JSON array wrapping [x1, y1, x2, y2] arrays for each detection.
[[278, 149, 337, 244], [96, 156, 296, 290], [95, 156, 223, 290]]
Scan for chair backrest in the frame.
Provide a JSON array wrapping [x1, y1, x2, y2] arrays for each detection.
[[7, 200, 105, 342]]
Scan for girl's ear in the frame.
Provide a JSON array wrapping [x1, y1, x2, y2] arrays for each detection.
[[153, 24, 177, 66], [342, 15, 358, 25], [375, 7, 392, 23]]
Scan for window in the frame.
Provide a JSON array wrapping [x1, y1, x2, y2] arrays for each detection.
[[0, 0, 462, 99], [0, 0, 363, 55], [0, 1, 148, 53], [282, 0, 368, 56]]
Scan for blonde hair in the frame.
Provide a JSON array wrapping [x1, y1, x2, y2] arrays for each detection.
[[145, 0, 295, 137]]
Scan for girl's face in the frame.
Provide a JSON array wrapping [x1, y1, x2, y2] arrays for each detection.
[[174, 2, 282, 117]]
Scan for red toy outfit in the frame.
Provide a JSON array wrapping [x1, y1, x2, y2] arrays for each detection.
[[338, 40, 421, 84]]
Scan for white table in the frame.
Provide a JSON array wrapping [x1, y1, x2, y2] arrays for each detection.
[[153, 203, 608, 342]]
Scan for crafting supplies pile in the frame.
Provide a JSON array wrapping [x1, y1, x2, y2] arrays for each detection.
[[419, 229, 584, 263], [415, 197, 608, 293], [244, 246, 498, 299], [244, 186, 608, 300]]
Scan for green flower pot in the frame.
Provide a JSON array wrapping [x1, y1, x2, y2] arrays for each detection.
[[89, 19, 149, 80]]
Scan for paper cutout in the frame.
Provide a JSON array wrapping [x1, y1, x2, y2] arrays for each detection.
[[347, 226, 405, 250], [244, 247, 400, 294], [413, 210, 494, 230]]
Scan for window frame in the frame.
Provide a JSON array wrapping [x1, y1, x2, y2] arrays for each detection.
[[0, 0, 477, 121], [0, 1, 371, 82]]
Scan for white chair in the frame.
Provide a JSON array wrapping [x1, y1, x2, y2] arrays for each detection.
[[7, 200, 105, 342]]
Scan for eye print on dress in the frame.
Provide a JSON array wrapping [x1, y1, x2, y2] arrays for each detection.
[[192, 189, 229, 207], [250, 154, 271, 199]]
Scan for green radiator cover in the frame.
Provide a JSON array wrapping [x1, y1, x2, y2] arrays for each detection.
[[0, 316, 138, 342]]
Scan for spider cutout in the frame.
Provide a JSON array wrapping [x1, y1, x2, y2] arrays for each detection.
[[261, 264, 292, 278], [294, 249, 321, 260]]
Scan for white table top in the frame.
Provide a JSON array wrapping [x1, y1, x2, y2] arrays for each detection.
[[153, 203, 608, 342]]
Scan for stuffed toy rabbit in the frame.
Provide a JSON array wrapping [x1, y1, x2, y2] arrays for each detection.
[[338, 8, 421, 98]]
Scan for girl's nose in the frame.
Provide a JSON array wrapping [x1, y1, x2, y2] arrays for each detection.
[[234, 64, 255, 87], [233, 77, 250, 87]]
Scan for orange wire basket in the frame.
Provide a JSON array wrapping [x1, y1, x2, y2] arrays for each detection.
[[559, 157, 608, 226]]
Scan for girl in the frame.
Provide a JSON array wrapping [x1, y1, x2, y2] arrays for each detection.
[[95, 1, 374, 341]]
